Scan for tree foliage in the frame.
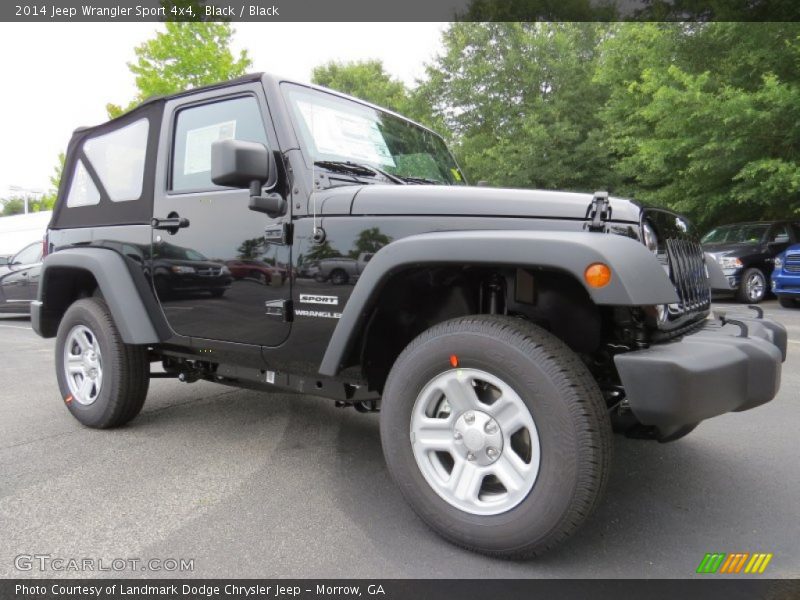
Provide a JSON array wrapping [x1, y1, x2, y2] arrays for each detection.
[[404, 22, 800, 229], [311, 60, 410, 113], [107, 21, 251, 118], [596, 23, 800, 227], [418, 23, 616, 192]]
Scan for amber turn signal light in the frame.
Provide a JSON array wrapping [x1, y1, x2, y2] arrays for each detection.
[[584, 263, 612, 288]]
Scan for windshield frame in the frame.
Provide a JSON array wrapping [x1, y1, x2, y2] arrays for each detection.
[[279, 82, 466, 187]]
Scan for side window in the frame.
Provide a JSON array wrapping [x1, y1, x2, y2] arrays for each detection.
[[83, 118, 149, 202], [171, 96, 268, 192], [66, 160, 101, 207], [12, 243, 41, 265], [770, 225, 789, 243]]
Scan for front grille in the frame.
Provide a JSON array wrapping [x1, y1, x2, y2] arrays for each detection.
[[196, 267, 221, 277], [665, 238, 711, 314], [785, 252, 800, 273]]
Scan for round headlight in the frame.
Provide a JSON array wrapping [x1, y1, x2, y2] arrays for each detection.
[[642, 221, 658, 254]]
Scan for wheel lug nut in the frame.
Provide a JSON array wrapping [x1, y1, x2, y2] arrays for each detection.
[[486, 447, 499, 459], [453, 431, 463, 441], [466, 451, 475, 461], [484, 421, 498, 434], [464, 411, 475, 424]]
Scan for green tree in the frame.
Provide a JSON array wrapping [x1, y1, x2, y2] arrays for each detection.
[[107, 21, 251, 118], [596, 23, 800, 227], [418, 23, 616, 192], [311, 60, 412, 115], [1, 198, 25, 216]]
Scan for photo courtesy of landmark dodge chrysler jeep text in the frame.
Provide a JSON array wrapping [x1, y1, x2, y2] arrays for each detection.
[[32, 73, 787, 558]]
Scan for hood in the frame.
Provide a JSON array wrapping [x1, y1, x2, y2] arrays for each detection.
[[315, 185, 642, 223], [702, 241, 762, 256]]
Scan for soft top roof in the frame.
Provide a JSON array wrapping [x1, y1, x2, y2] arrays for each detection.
[[73, 71, 442, 141], [73, 72, 266, 135]]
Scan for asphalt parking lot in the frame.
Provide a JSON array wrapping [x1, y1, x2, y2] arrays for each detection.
[[1, 300, 798, 579]]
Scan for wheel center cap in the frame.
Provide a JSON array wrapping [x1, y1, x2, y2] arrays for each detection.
[[453, 410, 503, 466], [463, 429, 484, 452]]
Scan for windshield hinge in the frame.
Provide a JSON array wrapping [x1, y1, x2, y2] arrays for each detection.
[[587, 191, 612, 232]]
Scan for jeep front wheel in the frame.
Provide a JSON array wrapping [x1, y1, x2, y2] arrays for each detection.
[[55, 298, 150, 428], [380, 315, 612, 558]]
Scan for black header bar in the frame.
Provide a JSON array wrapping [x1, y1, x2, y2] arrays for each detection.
[[2, 0, 799, 22]]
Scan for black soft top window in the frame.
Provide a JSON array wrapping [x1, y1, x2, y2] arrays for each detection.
[[50, 101, 164, 229]]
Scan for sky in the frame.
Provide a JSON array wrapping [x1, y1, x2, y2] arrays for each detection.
[[0, 22, 447, 198]]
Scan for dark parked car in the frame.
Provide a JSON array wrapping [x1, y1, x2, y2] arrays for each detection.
[[701, 220, 800, 303], [0, 241, 43, 313], [771, 244, 800, 308]]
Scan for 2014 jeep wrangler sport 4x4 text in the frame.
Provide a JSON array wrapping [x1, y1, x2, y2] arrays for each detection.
[[33, 73, 787, 558]]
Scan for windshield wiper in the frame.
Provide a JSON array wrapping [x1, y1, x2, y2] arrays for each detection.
[[314, 161, 406, 185], [396, 176, 444, 185]]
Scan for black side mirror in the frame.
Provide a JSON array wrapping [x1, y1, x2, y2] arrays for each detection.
[[211, 139, 271, 187], [211, 139, 286, 218]]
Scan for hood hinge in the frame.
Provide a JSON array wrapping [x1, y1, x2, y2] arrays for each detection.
[[586, 191, 612, 232]]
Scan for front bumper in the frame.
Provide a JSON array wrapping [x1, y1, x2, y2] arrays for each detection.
[[772, 272, 800, 296], [614, 311, 786, 441]]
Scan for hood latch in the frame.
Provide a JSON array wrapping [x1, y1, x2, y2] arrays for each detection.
[[586, 191, 612, 232]]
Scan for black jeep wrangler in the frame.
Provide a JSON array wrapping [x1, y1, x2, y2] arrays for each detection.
[[33, 73, 787, 558]]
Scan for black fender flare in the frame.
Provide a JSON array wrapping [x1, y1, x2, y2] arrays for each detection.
[[319, 230, 680, 376], [34, 247, 167, 344]]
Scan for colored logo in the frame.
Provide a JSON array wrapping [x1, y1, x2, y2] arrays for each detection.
[[696, 552, 773, 574]]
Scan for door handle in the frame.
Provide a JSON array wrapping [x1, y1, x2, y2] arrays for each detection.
[[152, 215, 190, 235]]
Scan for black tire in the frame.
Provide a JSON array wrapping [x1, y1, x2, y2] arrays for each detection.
[[380, 315, 612, 559], [55, 298, 149, 428], [778, 296, 798, 308], [736, 268, 767, 303], [210, 288, 226, 298], [330, 269, 349, 285]]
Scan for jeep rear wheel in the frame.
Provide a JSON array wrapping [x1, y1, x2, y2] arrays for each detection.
[[55, 298, 149, 428], [380, 315, 612, 558]]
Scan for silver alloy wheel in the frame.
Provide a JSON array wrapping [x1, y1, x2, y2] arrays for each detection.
[[410, 368, 541, 516], [746, 271, 766, 301], [63, 324, 103, 406]]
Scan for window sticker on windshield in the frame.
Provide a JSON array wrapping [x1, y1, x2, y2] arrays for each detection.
[[297, 100, 395, 167], [184, 120, 236, 175]]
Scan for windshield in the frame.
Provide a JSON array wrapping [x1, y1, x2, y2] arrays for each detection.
[[701, 224, 769, 245], [283, 84, 466, 186]]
